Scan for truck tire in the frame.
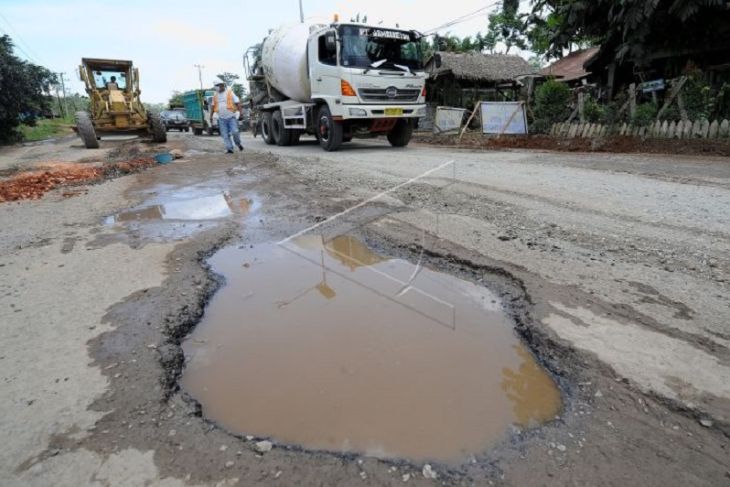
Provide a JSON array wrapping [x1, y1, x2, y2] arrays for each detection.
[[272, 110, 293, 146], [193, 127, 203, 136], [150, 113, 167, 143], [387, 119, 413, 147], [261, 112, 275, 145], [75, 111, 99, 149], [205, 122, 214, 136], [290, 131, 301, 145], [317, 105, 343, 152]]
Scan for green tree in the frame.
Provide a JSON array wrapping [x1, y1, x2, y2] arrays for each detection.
[[169, 91, 184, 108], [0, 35, 57, 143], [216, 72, 240, 86], [529, 0, 730, 64], [484, 1, 527, 54], [232, 83, 248, 100]]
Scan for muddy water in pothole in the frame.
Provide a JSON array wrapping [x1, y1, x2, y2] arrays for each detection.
[[181, 236, 560, 463]]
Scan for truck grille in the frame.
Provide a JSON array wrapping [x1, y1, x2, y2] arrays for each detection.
[[359, 88, 420, 103]]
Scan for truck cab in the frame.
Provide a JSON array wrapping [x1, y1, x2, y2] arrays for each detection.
[[308, 24, 427, 122], [308, 23, 430, 150]]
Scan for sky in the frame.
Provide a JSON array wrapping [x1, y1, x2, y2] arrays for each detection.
[[0, 0, 529, 103]]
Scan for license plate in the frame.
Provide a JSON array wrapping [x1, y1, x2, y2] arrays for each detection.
[[384, 108, 403, 116]]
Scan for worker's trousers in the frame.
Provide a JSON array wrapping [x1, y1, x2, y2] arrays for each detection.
[[219, 117, 241, 151]]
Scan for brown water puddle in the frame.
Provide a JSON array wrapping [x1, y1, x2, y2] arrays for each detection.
[[181, 235, 560, 463]]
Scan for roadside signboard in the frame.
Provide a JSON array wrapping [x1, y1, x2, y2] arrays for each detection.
[[481, 102, 528, 135], [640, 79, 665, 93], [434, 107, 466, 134]]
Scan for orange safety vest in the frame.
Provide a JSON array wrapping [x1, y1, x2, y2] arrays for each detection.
[[212, 89, 236, 113]]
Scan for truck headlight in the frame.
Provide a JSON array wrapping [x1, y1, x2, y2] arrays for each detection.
[[348, 108, 367, 117]]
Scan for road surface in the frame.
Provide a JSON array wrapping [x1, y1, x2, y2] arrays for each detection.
[[1, 132, 728, 486]]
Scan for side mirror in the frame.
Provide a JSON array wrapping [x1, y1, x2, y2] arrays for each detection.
[[434, 53, 442, 69], [325, 32, 336, 53]]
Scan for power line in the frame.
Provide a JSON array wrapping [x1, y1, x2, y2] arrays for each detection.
[[424, 1, 500, 34], [0, 24, 37, 62], [0, 11, 45, 64]]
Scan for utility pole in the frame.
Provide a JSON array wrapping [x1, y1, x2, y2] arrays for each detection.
[[194, 64, 205, 90], [58, 72, 68, 118], [299, 0, 304, 23]]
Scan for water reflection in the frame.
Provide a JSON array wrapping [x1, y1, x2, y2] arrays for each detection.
[[107, 191, 256, 223], [501, 345, 562, 426]]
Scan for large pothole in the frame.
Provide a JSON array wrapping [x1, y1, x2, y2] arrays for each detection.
[[180, 235, 562, 464]]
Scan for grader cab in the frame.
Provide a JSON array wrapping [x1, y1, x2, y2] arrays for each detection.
[[75, 58, 166, 148]]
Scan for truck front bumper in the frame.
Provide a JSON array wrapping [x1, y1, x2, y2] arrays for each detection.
[[340, 104, 426, 120]]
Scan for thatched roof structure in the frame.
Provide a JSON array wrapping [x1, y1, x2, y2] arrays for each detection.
[[427, 52, 537, 83]]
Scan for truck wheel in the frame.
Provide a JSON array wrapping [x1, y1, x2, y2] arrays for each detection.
[[261, 112, 275, 145], [193, 127, 203, 136], [317, 105, 343, 152], [205, 122, 214, 136], [387, 119, 413, 147], [75, 111, 99, 149], [150, 114, 167, 143], [272, 110, 293, 146]]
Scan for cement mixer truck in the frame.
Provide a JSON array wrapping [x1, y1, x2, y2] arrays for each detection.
[[244, 21, 439, 151]]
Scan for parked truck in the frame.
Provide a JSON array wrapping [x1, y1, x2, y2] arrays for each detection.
[[182, 89, 219, 136], [244, 21, 439, 151]]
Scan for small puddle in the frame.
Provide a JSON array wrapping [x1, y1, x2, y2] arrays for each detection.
[[181, 236, 561, 463], [106, 188, 258, 224]]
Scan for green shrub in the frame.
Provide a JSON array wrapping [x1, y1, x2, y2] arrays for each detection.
[[682, 74, 713, 121], [632, 102, 657, 126], [531, 79, 571, 133], [583, 97, 606, 123], [529, 118, 551, 135], [534, 80, 571, 123]]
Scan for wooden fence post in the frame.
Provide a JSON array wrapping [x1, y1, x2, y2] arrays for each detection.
[[657, 77, 687, 121], [458, 100, 482, 143], [578, 93, 585, 124], [629, 83, 637, 121]]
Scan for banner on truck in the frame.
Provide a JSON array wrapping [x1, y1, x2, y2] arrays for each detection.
[[480, 102, 528, 135], [434, 107, 466, 134]]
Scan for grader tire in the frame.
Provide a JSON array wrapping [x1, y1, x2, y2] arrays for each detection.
[[150, 114, 167, 143], [75, 111, 99, 149]]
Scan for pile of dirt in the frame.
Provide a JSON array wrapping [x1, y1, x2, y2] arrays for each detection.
[[414, 133, 730, 157], [0, 158, 156, 202]]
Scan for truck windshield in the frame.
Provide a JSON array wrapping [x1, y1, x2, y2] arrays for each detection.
[[339, 26, 422, 71]]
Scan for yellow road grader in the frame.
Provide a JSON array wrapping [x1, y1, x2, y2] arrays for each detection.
[[75, 58, 166, 148]]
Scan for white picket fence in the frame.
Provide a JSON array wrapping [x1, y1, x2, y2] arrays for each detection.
[[550, 119, 730, 139]]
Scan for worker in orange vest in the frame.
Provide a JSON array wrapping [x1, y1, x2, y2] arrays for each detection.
[[212, 81, 243, 153]]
